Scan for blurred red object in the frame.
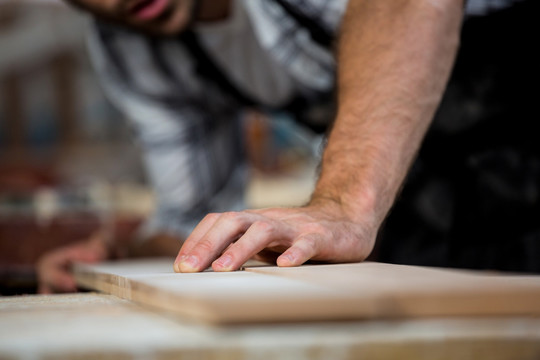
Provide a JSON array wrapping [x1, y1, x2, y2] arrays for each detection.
[[0, 214, 142, 267], [0, 164, 59, 193]]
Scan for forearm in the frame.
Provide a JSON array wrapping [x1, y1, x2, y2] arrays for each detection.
[[312, 0, 463, 226], [173, 0, 465, 272]]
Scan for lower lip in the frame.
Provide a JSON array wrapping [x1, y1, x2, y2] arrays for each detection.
[[132, 0, 169, 21]]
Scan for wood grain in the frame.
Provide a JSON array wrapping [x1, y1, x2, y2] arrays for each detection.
[[74, 259, 540, 324]]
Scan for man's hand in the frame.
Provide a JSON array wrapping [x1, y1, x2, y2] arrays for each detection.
[[175, 0, 463, 273], [37, 229, 183, 293], [174, 199, 377, 272], [36, 233, 109, 294]]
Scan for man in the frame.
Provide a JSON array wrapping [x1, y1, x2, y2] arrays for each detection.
[[38, 0, 532, 292]]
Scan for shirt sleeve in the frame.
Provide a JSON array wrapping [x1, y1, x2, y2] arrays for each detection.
[[86, 22, 248, 241], [465, 0, 523, 16]]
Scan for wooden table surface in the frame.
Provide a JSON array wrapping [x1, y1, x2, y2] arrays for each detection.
[[1, 292, 540, 360]]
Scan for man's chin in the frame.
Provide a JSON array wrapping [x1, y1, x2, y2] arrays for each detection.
[[130, 23, 186, 37], [95, 16, 187, 37], [64, 0, 189, 37]]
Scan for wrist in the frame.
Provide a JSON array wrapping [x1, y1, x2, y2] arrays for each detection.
[[309, 185, 381, 227]]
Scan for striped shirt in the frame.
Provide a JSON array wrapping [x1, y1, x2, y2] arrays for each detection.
[[85, 0, 520, 239]]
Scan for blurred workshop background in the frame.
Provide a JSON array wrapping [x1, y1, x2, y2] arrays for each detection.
[[0, 0, 320, 295], [1, 0, 538, 295], [0, 0, 151, 295]]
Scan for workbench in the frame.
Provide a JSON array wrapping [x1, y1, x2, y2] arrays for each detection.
[[3, 258, 540, 359], [1, 292, 540, 359]]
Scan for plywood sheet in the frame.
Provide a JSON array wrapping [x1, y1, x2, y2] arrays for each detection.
[[74, 259, 540, 324]]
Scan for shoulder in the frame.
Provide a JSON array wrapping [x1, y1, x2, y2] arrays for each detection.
[[87, 19, 203, 103]]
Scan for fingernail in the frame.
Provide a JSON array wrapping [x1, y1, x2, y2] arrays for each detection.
[[179, 255, 199, 272], [284, 254, 295, 263], [175, 255, 186, 265], [173, 255, 185, 272], [278, 253, 295, 266], [214, 254, 233, 270]]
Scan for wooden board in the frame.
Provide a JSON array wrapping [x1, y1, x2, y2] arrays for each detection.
[[74, 259, 540, 324]]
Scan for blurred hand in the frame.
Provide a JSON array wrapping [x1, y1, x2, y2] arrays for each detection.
[[36, 232, 110, 294], [173, 200, 377, 272]]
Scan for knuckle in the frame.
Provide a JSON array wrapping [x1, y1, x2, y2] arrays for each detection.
[[303, 223, 331, 238], [204, 213, 220, 222], [251, 220, 274, 235], [196, 239, 215, 253], [220, 211, 240, 223]]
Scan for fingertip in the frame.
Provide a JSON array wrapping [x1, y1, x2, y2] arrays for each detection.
[[276, 252, 298, 267], [177, 255, 201, 273], [65, 278, 78, 292], [38, 285, 52, 295], [173, 255, 186, 273], [211, 264, 234, 272], [211, 254, 235, 272], [55, 275, 77, 293]]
